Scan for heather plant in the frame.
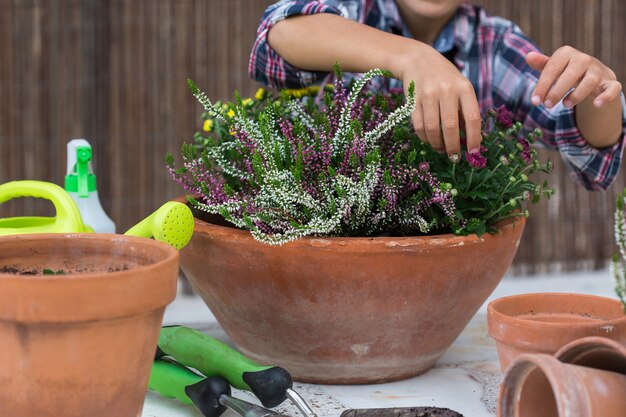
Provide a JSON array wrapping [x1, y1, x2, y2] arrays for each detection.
[[612, 190, 626, 312], [168, 68, 553, 245]]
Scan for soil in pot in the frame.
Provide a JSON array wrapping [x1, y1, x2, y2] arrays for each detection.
[[0, 233, 179, 417]]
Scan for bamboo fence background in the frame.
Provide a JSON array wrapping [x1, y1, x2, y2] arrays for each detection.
[[1, 0, 624, 274]]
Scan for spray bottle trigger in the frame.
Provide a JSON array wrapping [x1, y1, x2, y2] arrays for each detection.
[[75, 146, 92, 198]]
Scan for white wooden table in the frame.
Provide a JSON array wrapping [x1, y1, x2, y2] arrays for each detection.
[[142, 269, 615, 417]]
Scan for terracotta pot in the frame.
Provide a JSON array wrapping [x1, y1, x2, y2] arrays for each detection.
[[556, 336, 626, 374], [497, 353, 626, 417], [487, 293, 626, 371], [0, 233, 179, 417], [180, 210, 525, 384]]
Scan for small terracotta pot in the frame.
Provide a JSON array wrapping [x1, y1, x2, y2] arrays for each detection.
[[180, 209, 525, 384], [487, 293, 626, 371], [556, 336, 626, 374], [497, 353, 626, 417], [0, 233, 179, 417]]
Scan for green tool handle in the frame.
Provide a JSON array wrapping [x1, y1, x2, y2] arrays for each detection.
[[158, 325, 292, 408], [149, 359, 232, 417], [148, 359, 201, 405]]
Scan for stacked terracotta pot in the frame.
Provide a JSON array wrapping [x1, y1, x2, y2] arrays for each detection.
[[487, 293, 626, 416]]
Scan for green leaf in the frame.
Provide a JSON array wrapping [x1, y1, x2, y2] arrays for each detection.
[[407, 149, 417, 165], [43, 268, 65, 275], [187, 78, 200, 95]]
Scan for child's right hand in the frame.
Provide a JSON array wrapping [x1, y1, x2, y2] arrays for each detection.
[[396, 43, 483, 160]]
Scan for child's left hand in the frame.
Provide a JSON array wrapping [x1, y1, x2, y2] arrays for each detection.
[[526, 47, 622, 109]]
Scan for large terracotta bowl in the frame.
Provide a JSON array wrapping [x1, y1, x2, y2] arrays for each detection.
[[0, 233, 179, 417], [181, 211, 525, 384]]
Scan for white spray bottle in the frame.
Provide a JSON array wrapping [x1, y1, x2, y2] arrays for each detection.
[[65, 139, 116, 233]]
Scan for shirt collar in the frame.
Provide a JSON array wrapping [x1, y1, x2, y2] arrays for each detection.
[[389, 1, 477, 69]]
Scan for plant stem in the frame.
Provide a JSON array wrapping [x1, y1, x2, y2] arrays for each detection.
[[451, 162, 457, 185], [466, 168, 475, 190], [470, 162, 501, 192]]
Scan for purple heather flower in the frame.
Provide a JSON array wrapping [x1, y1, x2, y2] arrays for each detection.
[[419, 162, 430, 172], [496, 105, 514, 128], [465, 150, 487, 169], [517, 138, 532, 163]]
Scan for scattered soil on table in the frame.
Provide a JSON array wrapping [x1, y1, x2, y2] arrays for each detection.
[[341, 407, 464, 417]]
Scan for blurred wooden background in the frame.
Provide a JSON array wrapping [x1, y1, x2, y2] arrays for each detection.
[[0, 0, 624, 274]]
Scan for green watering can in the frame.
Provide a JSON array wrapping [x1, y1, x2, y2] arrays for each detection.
[[0, 180, 92, 235], [0, 180, 194, 249]]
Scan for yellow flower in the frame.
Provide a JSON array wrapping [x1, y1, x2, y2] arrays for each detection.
[[227, 109, 235, 118], [282, 86, 321, 98], [255, 87, 266, 100], [221, 103, 229, 111], [242, 98, 253, 106], [306, 85, 320, 94], [203, 119, 214, 132]]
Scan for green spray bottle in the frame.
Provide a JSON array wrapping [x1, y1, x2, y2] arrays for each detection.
[[65, 139, 116, 233]]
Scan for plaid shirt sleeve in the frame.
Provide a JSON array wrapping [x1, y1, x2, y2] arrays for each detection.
[[249, 0, 367, 89], [493, 24, 626, 191]]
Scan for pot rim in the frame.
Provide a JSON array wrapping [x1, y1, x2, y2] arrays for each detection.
[[555, 336, 626, 369], [0, 233, 178, 280], [0, 233, 180, 322], [189, 203, 525, 251], [487, 292, 626, 337], [498, 353, 590, 417]]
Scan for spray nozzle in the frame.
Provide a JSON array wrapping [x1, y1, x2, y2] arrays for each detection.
[[65, 139, 97, 198], [75, 147, 92, 197]]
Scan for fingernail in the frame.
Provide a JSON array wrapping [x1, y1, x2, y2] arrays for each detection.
[[594, 99, 604, 107], [563, 100, 573, 108], [468, 148, 479, 154], [531, 95, 541, 105], [449, 153, 460, 163], [544, 99, 554, 108]]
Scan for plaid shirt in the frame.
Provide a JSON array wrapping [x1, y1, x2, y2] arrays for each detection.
[[249, 0, 626, 190]]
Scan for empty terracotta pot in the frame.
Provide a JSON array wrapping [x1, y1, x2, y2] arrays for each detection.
[[0, 233, 179, 417], [556, 336, 626, 374], [497, 353, 626, 417], [180, 210, 525, 384], [487, 293, 626, 371]]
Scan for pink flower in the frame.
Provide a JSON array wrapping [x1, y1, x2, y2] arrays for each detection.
[[496, 105, 513, 129], [465, 150, 487, 169], [517, 139, 532, 163]]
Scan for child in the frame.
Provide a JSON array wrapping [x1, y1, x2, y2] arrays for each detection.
[[249, 0, 626, 190]]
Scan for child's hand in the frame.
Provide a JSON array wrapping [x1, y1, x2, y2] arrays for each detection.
[[398, 44, 482, 159], [526, 48, 622, 109]]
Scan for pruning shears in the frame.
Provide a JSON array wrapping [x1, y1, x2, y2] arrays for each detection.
[[149, 325, 317, 417]]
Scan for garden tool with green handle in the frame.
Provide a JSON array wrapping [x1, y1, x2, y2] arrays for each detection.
[[158, 326, 317, 417], [124, 201, 194, 250], [149, 359, 292, 417], [0, 180, 92, 235]]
